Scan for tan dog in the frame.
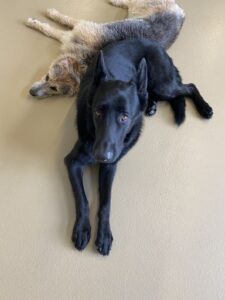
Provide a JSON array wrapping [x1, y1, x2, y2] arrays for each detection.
[[26, 0, 185, 98]]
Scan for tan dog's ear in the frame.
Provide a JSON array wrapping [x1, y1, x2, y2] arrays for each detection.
[[53, 64, 63, 76], [52, 56, 85, 83], [54, 57, 71, 74], [60, 57, 71, 69], [67, 58, 86, 82], [61, 56, 86, 76], [61, 56, 80, 77]]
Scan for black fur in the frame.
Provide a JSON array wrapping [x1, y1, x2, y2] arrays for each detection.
[[65, 38, 213, 255]]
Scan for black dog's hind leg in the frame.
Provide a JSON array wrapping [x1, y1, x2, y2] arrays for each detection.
[[95, 163, 117, 256], [145, 92, 158, 117], [183, 84, 213, 119], [64, 142, 93, 251], [169, 96, 186, 125], [160, 83, 213, 123], [145, 98, 158, 117]]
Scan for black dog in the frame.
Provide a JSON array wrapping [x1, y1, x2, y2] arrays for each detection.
[[65, 38, 213, 255]]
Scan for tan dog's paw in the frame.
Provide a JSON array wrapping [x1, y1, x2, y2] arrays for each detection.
[[26, 18, 48, 28], [26, 17, 38, 26], [46, 8, 59, 17], [108, 0, 128, 8]]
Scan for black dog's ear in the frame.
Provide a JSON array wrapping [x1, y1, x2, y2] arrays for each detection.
[[86, 51, 110, 107], [95, 51, 110, 81], [137, 58, 148, 110], [137, 58, 148, 94]]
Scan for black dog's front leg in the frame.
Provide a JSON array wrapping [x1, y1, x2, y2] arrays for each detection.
[[65, 142, 93, 251], [95, 163, 117, 256]]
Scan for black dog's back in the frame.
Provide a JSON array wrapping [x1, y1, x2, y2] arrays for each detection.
[[98, 38, 213, 125], [102, 38, 178, 83]]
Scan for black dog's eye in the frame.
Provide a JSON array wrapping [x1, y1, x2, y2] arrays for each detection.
[[95, 110, 103, 119], [46, 74, 49, 81], [50, 86, 57, 91], [119, 114, 129, 123]]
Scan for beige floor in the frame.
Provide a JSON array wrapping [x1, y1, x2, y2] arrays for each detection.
[[0, 0, 225, 299]]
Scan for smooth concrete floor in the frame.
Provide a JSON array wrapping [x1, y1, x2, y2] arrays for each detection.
[[0, 0, 225, 299]]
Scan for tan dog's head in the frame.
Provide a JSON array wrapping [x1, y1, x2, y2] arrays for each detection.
[[29, 54, 86, 98]]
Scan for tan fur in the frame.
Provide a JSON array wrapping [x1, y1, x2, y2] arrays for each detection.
[[29, 54, 87, 98], [26, 0, 185, 98], [128, 1, 182, 18]]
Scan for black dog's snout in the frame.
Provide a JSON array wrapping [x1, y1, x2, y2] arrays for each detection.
[[94, 151, 113, 163]]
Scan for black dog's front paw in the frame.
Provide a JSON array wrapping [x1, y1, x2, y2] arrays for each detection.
[[72, 218, 91, 251], [95, 224, 113, 256]]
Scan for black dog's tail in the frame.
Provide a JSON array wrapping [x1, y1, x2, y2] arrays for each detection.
[[169, 96, 186, 125]]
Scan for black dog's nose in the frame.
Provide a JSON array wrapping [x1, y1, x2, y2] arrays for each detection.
[[29, 88, 37, 97], [95, 151, 113, 163], [104, 151, 113, 161]]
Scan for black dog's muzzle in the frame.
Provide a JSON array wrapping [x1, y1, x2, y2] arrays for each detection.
[[93, 140, 117, 163]]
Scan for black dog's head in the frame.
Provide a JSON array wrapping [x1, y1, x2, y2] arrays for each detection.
[[91, 52, 148, 164]]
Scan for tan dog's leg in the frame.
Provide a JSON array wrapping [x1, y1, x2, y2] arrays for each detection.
[[62, 21, 104, 52], [45, 8, 77, 28], [26, 18, 65, 42], [108, 0, 131, 8]]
